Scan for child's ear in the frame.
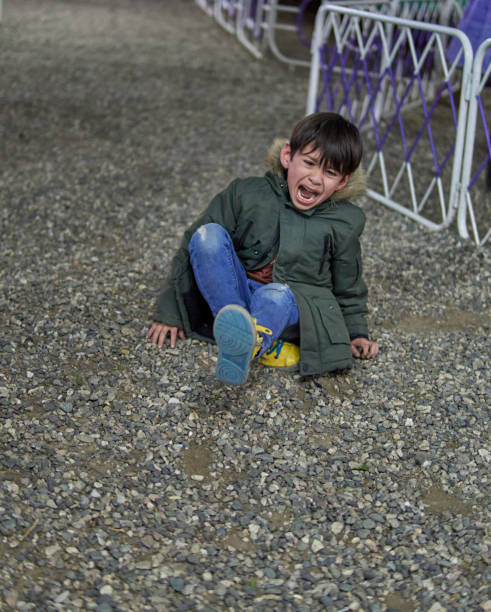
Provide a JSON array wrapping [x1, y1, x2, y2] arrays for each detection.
[[335, 174, 350, 191], [280, 142, 292, 170]]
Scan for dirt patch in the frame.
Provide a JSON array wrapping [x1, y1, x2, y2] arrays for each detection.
[[384, 591, 415, 612], [393, 308, 490, 334], [309, 433, 338, 450], [220, 529, 257, 553], [421, 485, 473, 516], [0, 470, 30, 484], [181, 440, 214, 484], [314, 373, 353, 399], [267, 510, 294, 531]]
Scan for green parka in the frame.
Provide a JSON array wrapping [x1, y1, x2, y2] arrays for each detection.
[[154, 139, 370, 376]]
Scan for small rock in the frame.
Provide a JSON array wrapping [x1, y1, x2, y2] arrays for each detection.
[[311, 539, 324, 553], [331, 522, 344, 535], [428, 603, 446, 612], [45, 544, 60, 557], [100, 585, 113, 596]]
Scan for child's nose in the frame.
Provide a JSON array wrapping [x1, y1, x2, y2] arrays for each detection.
[[310, 167, 322, 184]]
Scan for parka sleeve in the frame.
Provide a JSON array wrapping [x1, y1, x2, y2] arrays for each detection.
[[179, 179, 241, 246], [331, 217, 369, 339], [153, 180, 242, 324]]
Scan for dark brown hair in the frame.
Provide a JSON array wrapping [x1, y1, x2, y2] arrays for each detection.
[[289, 112, 362, 175]]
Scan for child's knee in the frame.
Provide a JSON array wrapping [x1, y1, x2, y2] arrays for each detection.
[[262, 283, 292, 303], [190, 223, 227, 254]]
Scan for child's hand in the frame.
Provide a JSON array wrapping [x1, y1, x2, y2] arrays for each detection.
[[146, 322, 186, 349], [351, 337, 379, 359]]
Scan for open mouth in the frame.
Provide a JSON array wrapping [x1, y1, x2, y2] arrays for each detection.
[[297, 185, 318, 205]]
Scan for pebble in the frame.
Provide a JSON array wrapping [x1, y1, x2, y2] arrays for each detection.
[[311, 539, 324, 553], [331, 522, 345, 535], [100, 585, 113, 596]]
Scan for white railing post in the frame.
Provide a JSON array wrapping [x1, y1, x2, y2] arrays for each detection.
[[237, 0, 267, 59], [306, 4, 329, 114], [306, 2, 475, 232], [215, 0, 238, 35], [457, 38, 491, 246], [265, 0, 311, 67], [194, 0, 215, 17]]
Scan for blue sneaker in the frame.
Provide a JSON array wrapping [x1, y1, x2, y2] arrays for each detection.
[[213, 305, 257, 385]]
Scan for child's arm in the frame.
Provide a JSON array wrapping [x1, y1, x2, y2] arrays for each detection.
[[147, 322, 186, 349], [351, 337, 379, 359], [150, 180, 242, 343]]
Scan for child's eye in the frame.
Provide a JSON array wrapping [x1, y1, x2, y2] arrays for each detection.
[[304, 160, 314, 166]]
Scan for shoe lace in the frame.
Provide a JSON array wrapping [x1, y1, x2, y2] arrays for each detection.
[[254, 321, 273, 336], [265, 339, 283, 359], [251, 320, 273, 360]]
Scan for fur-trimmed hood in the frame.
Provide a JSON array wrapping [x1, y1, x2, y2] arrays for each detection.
[[266, 138, 366, 202]]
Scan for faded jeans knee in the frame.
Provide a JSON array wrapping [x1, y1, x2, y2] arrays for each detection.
[[259, 283, 292, 302], [189, 223, 229, 257]]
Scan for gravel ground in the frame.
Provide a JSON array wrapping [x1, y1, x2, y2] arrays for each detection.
[[0, 1, 490, 611]]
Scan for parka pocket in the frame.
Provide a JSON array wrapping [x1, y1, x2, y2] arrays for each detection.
[[312, 296, 350, 345]]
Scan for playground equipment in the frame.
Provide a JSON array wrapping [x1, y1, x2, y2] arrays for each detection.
[[197, 1, 490, 246], [457, 38, 491, 246], [195, 0, 319, 63], [195, 0, 215, 16], [196, 1, 466, 65], [307, 2, 489, 245]]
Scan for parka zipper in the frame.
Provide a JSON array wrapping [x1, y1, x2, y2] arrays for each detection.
[[318, 235, 332, 275], [254, 222, 280, 266], [236, 220, 254, 251]]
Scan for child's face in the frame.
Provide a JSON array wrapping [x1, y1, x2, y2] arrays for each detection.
[[280, 142, 350, 211]]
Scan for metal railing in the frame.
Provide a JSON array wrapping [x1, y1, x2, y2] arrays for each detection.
[[195, 0, 317, 64], [196, 1, 465, 64], [306, 2, 487, 238], [194, 0, 489, 245], [195, 0, 215, 16], [457, 38, 491, 246]]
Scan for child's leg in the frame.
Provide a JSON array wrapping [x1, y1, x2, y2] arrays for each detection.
[[188, 223, 251, 315], [249, 283, 299, 355], [213, 285, 299, 383], [189, 224, 299, 382]]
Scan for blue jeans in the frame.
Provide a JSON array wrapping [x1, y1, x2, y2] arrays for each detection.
[[188, 223, 299, 355]]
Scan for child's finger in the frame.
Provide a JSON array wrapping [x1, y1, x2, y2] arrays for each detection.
[[169, 328, 178, 348], [366, 342, 379, 358], [146, 323, 157, 339], [158, 327, 170, 348], [351, 343, 361, 358]]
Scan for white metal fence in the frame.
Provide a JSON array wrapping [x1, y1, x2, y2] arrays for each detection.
[[195, 1, 466, 64], [195, 0, 215, 16], [195, 1, 490, 246], [457, 38, 491, 246], [195, 0, 317, 64], [307, 2, 490, 245]]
